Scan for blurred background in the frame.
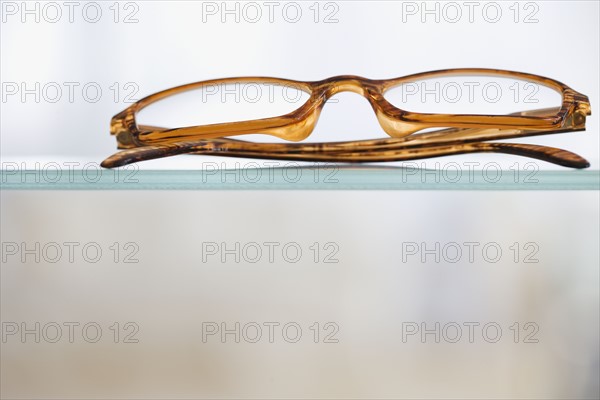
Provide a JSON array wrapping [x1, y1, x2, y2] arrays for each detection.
[[1, 191, 599, 398], [1, 1, 599, 399]]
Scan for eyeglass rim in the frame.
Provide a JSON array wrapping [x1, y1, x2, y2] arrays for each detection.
[[110, 68, 590, 147]]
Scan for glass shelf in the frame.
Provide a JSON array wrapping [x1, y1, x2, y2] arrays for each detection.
[[1, 167, 598, 190]]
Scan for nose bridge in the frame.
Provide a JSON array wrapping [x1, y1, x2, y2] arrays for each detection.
[[321, 75, 371, 96]]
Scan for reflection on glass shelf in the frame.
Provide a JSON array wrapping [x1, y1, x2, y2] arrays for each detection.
[[1, 166, 599, 190]]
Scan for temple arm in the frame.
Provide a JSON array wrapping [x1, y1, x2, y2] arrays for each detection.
[[100, 135, 588, 169], [101, 108, 589, 169]]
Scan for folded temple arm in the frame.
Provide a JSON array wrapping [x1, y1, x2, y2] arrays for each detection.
[[101, 108, 590, 169]]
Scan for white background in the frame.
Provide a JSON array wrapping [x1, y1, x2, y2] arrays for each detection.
[[1, 2, 599, 399], [1, 0, 598, 168]]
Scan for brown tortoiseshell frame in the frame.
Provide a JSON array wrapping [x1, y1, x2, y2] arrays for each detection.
[[102, 68, 592, 168]]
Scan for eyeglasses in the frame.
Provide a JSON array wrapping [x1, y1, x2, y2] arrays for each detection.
[[101, 68, 591, 169]]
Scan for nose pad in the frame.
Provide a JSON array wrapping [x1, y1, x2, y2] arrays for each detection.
[[271, 105, 323, 142], [375, 110, 428, 137]]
